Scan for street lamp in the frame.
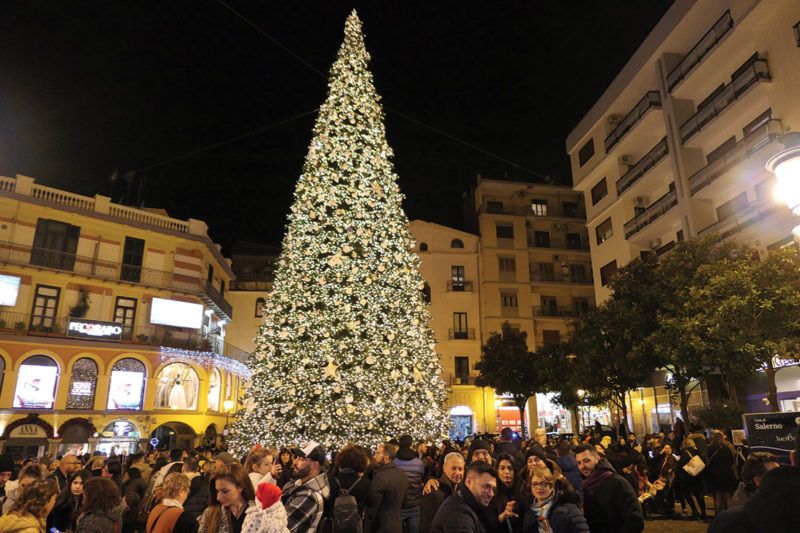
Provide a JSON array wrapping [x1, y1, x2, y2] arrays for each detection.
[[576, 389, 587, 432], [768, 133, 800, 241]]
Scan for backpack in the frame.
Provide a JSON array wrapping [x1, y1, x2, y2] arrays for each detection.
[[331, 477, 362, 533]]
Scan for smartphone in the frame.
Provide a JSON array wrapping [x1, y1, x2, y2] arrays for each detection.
[[648, 451, 654, 458], [49, 528, 62, 533]]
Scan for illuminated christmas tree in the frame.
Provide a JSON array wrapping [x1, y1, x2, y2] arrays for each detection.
[[230, 11, 449, 452]]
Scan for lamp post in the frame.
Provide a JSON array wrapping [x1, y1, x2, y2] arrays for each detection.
[[768, 133, 800, 241], [576, 389, 586, 433]]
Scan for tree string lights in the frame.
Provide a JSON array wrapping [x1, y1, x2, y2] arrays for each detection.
[[159, 347, 250, 378], [230, 11, 449, 452]]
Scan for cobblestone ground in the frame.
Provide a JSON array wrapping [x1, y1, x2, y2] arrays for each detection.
[[643, 496, 715, 532]]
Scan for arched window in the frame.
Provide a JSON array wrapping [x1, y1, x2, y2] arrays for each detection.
[[450, 239, 464, 249], [107, 358, 146, 410], [419, 242, 428, 251], [66, 358, 98, 409], [13, 355, 58, 409], [225, 372, 233, 399], [208, 368, 221, 411], [0, 356, 5, 399], [154, 363, 199, 410], [421, 283, 431, 304], [255, 297, 266, 318]]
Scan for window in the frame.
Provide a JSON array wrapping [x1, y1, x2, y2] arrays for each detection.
[[120, 237, 144, 282], [591, 178, 608, 205], [154, 363, 199, 410], [562, 202, 580, 218], [452, 312, 468, 339], [498, 257, 515, 272], [533, 231, 551, 248], [255, 297, 266, 317], [570, 264, 588, 282], [540, 296, 557, 316], [542, 330, 561, 346], [207, 265, 214, 284], [419, 242, 428, 251], [13, 355, 58, 409], [600, 260, 618, 286], [487, 201, 504, 214], [794, 21, 800, 46], [531, 262, 555, 281], [496, 224, 514, 240], [454, 357, 470, 382], [451, 266, 465, 291], [107, 358, 146, 410], [566, 233, 582, 250], [421, 283, 431, 304], [450, 239, 464, 249], [595, 218, 613, 245], [30, 219, 80, 271], [573, 297, 589, 315], [676, 230, 685, 243], [531, 200, 548, 216], [29, 285, 60, 332], [225, 372, 233, 399], [220, 281, 225, 295], [500, 292, 518, 307], [113, 297, 137, 339], [578, 138, 595, 167], [208, 368, 221, 411], [743, 108, 772, 137], [716, 192, 748, 222], [66, 358, 98, 409]]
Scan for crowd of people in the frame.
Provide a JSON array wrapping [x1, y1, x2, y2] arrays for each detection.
[[0, 423, 796, 533]]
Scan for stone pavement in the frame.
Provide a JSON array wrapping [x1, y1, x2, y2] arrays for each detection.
[[644, 518, 710, 532]]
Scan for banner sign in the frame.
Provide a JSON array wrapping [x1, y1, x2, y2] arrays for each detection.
[[67, 318, 123, 341], [742, 411, 799, 465]]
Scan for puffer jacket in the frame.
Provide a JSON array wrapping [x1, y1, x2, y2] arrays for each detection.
[[523, 490, 589, 533], [0, 513, 45, 533], [394, 448, 424, 509], [75, 503, 124, 533]]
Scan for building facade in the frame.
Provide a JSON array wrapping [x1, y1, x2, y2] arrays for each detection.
[[565, 0, 800, 428], [0, 175, 247, 457]]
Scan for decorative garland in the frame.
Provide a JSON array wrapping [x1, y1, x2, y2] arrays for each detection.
[[159, 346, 251, 378], [2, 415, 54, 439]]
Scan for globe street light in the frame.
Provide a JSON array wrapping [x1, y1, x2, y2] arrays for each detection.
[[768, 133, 800, 241]]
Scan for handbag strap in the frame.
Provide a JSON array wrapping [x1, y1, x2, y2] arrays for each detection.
[[147, 506, 173, 533], [338, 476, 361, 495]]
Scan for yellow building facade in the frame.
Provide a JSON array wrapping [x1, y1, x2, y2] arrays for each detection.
[[565, 0, 800, 431], [0, 175, 247, 457]]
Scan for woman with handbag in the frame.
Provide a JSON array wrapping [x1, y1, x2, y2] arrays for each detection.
[[677, 438, 707, 520]]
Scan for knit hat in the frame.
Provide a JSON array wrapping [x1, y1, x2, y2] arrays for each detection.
[[525, 446, 546, 462], [257, 482, 283, 509], [0, 455, 13, 474]]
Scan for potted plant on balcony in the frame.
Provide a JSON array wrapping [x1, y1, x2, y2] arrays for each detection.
[[68, 288, 90, 318]]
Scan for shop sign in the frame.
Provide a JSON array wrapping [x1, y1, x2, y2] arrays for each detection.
[[9, 424, 47, 439], [743, 411, 800, 465], [67, 319, 123, 341]]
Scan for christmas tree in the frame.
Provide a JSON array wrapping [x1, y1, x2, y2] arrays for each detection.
[[230, 11, 449, 453]]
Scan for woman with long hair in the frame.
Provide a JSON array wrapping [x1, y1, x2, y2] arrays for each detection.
[[494, 453, 523, 533], [276, 449, 292, 488], [198, 464, 257, 533], [0, 479, 59, 533], [676, 437, 707, 520], [75, 477, 123, 533], [523, 467, 588, 533], [47, 471, 90, 533]]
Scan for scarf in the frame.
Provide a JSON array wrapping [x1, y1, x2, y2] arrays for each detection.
[[532, 491, 556, 533], [582, 467, 613, 499]]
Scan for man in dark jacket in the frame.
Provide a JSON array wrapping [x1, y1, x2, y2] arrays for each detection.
[[492, 428, 524, 471], [369, 442, 409, 533], [429, 461, 497, 533], [395, 435, 425, 533], [421, 452, 464, 533], [575, 444, 644, 533]]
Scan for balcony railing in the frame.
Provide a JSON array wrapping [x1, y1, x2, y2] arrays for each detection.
[[0, 241, 233, 320], [616, 138, 669, 195], [604, 91, 662, 153], [689, 119, 783, 195], [526, 236, 590, 251], [666, 10, 734, 91], [449, 328, 476, 340], [530, 271, 593, 284], [533, 305, 582, 317], [698, 199, 779, 239], [679, 54, 771, 143], [449, 374, 476, 386], [624, 188, 678, 238], [478, 203, 586, 220], [446, 280, 474, 292]]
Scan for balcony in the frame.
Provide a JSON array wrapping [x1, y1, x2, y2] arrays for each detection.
[[689, 119, 783, 195], [0, 241, 233, 320], [478, 203, 586, 220], [449, 328, 476, 340], [448, 374, 476, 386], [530, 271, 593, 284], [616, 138, 669, 195], [533, 305, 582, 318], [666, 10, 733, 91], [527, 235, 590, 251], [604, 91, 662, 153], [446, 280, 474, 292], [679, 54, 771, 144], [698, 199, 779, 239], [624, 188, 678, 239]]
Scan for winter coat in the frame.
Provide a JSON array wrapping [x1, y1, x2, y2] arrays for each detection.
[[123, 475, 147, 499], [282, 472, 330, 533], [0, 513, 46, 533], [327, 469, 374, 517], [707, 466, 800, 533], [184, 474, 211, 521], [395, 448, 425, 509], [707, 443, 738, 493], [75, 503, 124, 533], [420, 475, 455, 533], [242, 501, 289, 533], [46, 494, 82, 532], [146, 501, 199, 533], [555, 455, 582, 495], [581, 466, 644, 533], [522, 490, 589, 533], [430, 486, 489, 533], [368, 462, 409, 533]]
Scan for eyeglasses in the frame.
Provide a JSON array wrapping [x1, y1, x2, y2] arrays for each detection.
[[531, 482, 553, 489]]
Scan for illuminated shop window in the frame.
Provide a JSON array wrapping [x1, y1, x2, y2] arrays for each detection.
[[66, 358, 98, 409], [13, 355, 59, 409], [208, 368, 221, 411], [107, 358, 146, 410], [154, 363, 199, 410]]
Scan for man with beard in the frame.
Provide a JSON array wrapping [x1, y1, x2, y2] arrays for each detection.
[[420, 452, 465, 533], [430, 462, 497, 533], [281, 442, 330, 533], [368, 442, 409, 533]]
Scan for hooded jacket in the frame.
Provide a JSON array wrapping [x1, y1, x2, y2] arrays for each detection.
[[555, 454, 583, 495], [0, 513, 45, 533], [395, 448, 425, 509]]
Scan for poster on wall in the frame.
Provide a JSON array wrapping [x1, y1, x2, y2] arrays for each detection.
[[107, 370, 144, 410], [13, 365, 57, 408], [0, 274, 21, 307], [149, 298, 203, 329], [743, 411, 799, 465]]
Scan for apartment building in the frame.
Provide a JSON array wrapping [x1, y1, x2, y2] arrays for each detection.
[[0, 175, 247, 456], [566, 0, 800, 424]]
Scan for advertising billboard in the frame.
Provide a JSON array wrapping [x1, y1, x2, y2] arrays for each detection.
[[743, 411, 800, 465], [67, 319, 123, 341], [13, 365, 58, 408], [149, 298, 203, 329], [107, 370, 145, 410], [0, 274, 21, 307]]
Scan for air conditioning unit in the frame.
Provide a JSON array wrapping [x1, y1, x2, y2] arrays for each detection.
[[619, 155, 634, 166], [649, 238, 662, 249], [634, 196, 648, 207]]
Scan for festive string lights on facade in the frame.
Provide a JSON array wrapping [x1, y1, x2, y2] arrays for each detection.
[[158, 347, 250, 378], [229, 11, 449, 453]]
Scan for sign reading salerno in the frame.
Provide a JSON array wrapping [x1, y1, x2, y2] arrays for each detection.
[[67, 319, 123, 341]]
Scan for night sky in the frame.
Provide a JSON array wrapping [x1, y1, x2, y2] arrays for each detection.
[[0, 1, 673, 252]]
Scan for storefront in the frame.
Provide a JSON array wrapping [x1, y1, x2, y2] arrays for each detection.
[[97, 420, 141, 455], [494, 396, 529, 437], [2, 417, 53, 458], [149, 421, 196, 450], [448, 405, 474, 440], [535, 393, 573, 434], [57, 418, 94, 456]]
